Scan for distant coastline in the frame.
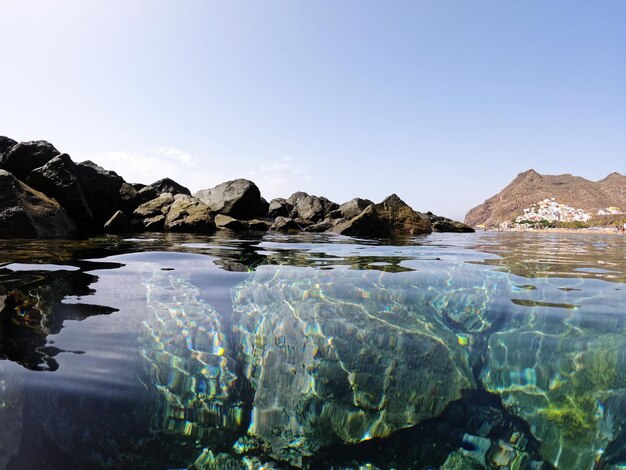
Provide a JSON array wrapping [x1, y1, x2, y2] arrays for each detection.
[[487, 227, 624, 235]]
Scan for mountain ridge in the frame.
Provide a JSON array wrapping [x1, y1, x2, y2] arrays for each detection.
[[465, 170, 626, 228]]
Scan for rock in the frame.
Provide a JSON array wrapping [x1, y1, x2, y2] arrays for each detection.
[[0, 136, 17, 157], [0, 140, 61, 181], [164, 195, 215, 233], [287, 192, 338, 222], [75, 161, 127, 226], [26, 153, 94, 230], [330, 198, 374, 220], [303, 218, 338, 232], [331, 204, 384, 237], [232, 267, 473, 464], [0, 170, 76, 238], [376, 194, 431, 236], [423, 212, 475, 233], [214, 214, 270, 231], [271, 216, 302, 233], [103, 210, 134, 234], [194, 179, 267, 219], [133, 193, 175, 231], [268, 198, 293, 218], [145, 177, 191, 196]]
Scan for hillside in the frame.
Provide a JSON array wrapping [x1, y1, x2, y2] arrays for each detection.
[[465, 170, 626, 228]]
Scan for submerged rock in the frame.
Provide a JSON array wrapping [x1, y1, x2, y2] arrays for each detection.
[[0, 170, 76, 238], [194, 179, 267, 219], [231, 266, 473, 464]]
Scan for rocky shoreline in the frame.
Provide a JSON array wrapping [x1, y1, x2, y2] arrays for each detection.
[[0, 137, 473, 239]]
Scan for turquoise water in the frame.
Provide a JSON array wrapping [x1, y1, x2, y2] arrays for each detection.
[[0, 232, 625, 469]]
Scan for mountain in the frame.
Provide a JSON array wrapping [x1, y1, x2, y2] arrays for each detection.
[[464, 170, 626, 228]]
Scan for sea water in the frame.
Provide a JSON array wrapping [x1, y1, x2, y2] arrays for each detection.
[[0, 231, 624, 469]]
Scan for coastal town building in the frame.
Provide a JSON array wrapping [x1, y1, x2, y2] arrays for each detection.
[[514, 198, 592, 224]]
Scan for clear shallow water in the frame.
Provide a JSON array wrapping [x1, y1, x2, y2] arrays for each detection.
[[0, 232, 625, 469]]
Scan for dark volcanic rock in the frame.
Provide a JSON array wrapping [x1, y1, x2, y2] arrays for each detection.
[[376, 194, 432, 236], [287, 192, 338, 222], [0, 136, 17, 157], [271, 216, 302, 233], [75, 161, 131, 227], [103, 210, 134, 234], [268, 198, 293, 218], [26, 153, 94, 230], [0, 170, 76, 238], [146, 178, 191, 196], [0, 140, 61, 181], [331, 204, 383, 237], [331, 195, 431, 237], [423, 212, 475, 233], [194, 179, 267, 219], [329, 198, 374, 220], [164, 195, 215, 233]]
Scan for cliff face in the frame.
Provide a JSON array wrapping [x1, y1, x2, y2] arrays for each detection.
[[465, 170, 626, 228]]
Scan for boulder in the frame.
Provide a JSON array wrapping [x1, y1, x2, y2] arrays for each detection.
[[303, 218, 338, 232], [331, 204, 384, 237], [271, 216, 301, 233], [423, 212, 475, 233], [0, 170, 76, 238], [376, 194, 431, 236], [214, 214, 270, 231], [164, 195, 215, 233], [194, 179, 267, 219], [0, 140, 61, 181], [75, 161, 142, 227], [0, 136, 17, 157], [287, 192, 338, 222], [133, 193, 175, 231], [268, 198, 293, 218], [145, 178, 191, 196], [26, 153, 94, 230], [330, 198, 374, 220], [103, 210, 134, 234]]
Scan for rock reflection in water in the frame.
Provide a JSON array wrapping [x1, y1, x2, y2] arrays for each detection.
[[0, 266, 118, 371]]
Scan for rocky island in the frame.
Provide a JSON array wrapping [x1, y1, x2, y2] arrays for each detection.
[[0, 137, 473, 239]]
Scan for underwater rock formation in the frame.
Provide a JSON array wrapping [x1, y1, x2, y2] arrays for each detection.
[[231, 266, 474, 465]]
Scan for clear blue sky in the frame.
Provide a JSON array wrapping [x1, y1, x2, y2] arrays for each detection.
[[1, 1, 624, 220]]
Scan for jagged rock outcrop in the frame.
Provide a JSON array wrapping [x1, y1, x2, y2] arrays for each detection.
[[0, 136, 474, 239], [465, 169, 626, 228], [0, 170, 76, 238], [0, 140, 61, 181], [194, 179, 267, 219], [26, 153, 94, 230]]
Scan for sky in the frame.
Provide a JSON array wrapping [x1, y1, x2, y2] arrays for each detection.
[[1, 1, 624, 221]]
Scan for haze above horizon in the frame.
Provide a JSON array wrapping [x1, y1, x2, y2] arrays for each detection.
[[1, 1, 624, 221]]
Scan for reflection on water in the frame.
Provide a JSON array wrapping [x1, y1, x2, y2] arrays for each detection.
[[0, 231, 624, 469]]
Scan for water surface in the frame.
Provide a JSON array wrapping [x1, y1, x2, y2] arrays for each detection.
[[0, 231, 625, 469]]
